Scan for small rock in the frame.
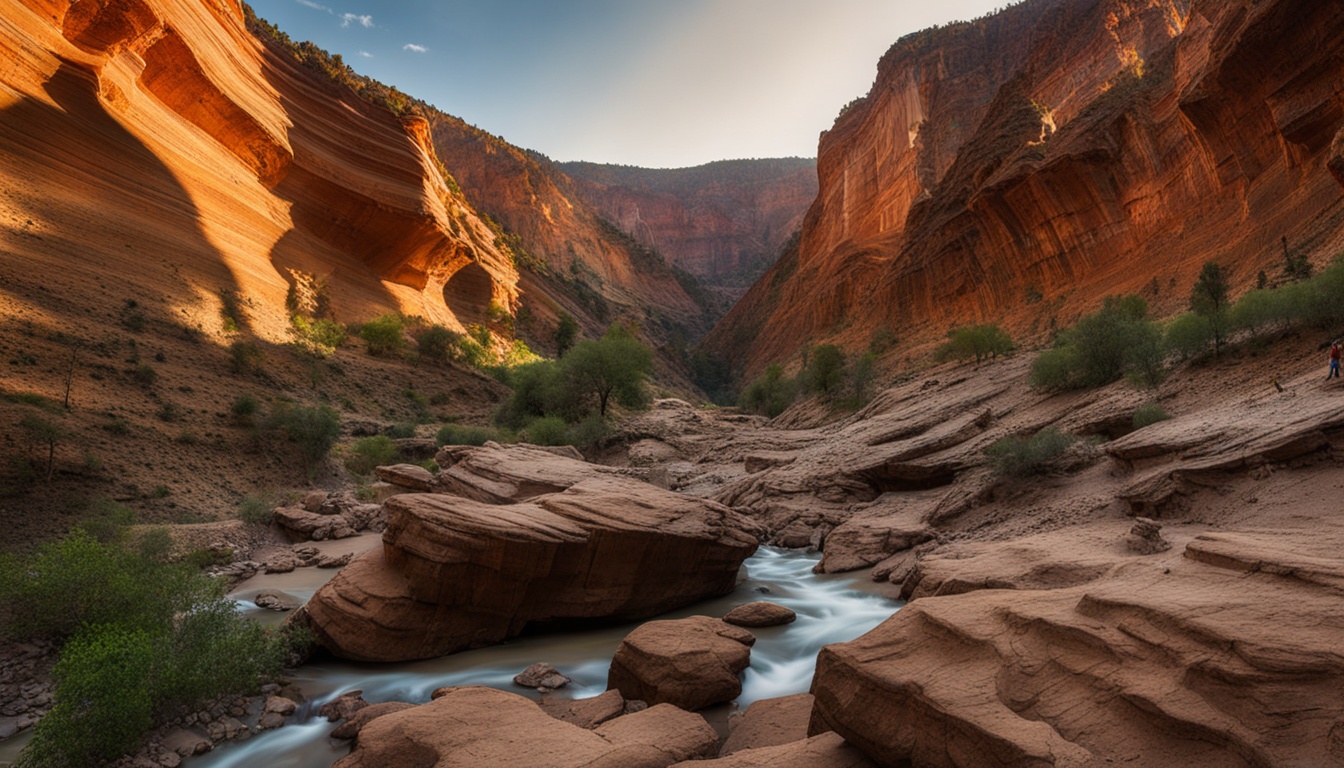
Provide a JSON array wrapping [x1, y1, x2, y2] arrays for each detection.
[[264, 696, 297, 716], [254, 591, 300, 612], [256, 712, 286, 731], [302, 491, 328, 513], [157, 752, 182, 768], [1125, 517, 1172, 555], [512, 662, 572, 691], [315, 552, 353, 569], [318, 690, 368, 722], [264, 556, 297, 575], [330, 701, 416, 740], [724, 601, 797, 628]]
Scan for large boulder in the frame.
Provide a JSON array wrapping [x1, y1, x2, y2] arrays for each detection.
[[608, 616, 755, 711], [720, 693, 814, 755], [300, 453, 759, 661], [676, 732, 876, 767], [333, 686, 715, 768], [433, 442, 615, 503]]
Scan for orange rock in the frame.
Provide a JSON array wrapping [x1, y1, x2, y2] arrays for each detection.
[[607, 616, 756, 712]]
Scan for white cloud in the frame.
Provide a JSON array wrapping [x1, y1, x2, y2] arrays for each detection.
[[358, 51, 373, 58], [294, 0, 331, 11], [403, 43, 428, 53], [341, 13, 374, 28]]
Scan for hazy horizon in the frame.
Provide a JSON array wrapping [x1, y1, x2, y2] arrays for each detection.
[[248, 0, 1011, 169]]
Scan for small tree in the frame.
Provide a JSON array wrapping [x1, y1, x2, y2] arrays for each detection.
[[20, 413, 65, 482], [939, 324, 1013, 365], [561, 323, 652, 418], [554, 312, 579, 356], [848, 351, 878, 405], [1190, 262, 1231, 353], [803, 344, 847, 395], [739, 365, 797, 418], [413, 324, 458, 365]]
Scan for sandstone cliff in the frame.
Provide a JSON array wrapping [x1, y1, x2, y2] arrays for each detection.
[[0, 0, 525, 342], [705, 0, 1344, 375], [559, 159, 818, 305], [428, 114, 714, 346]]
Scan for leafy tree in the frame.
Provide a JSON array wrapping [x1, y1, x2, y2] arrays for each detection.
[[848, 351, 878, 405], [1030, 296, 1163, 389], [561, 323, 652, 417], [739, 365, 797, 418], [554, 312, 579, 356], [938, 324, 1014, 365], [802, 344, 847, 394], [266, 403, 341, 476], [1164, 312, 1214, 361], [1190, 262, 1231, 353]]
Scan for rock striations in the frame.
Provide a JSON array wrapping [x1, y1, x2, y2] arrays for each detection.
[[705, 0, 1344, 374], [298, 444, 759, 662]]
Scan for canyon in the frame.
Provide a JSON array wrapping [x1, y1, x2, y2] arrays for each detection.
[[705, 0, 1344, 375], [3, 0, 1344, 766]]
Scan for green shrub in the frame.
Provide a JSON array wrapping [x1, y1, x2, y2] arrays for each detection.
[[566, 414, 607, 450], [554, 312, 579, 355], [387, 421, 418, 439], [230, 394, 260, 426], [938, 323, 1014, 365], [344, 435, 399, 475], [266, 403, 341, 476], [1132, 402, 1171, 430], [413, 324, 458, 364], [228, 341, 264, 375], [435, 424, 496, 446], [290, 315, 346, 354], [1030, 296, 1162, 390], [985, 428, 1076, 477], [238, 496, 273, 525], [739, 364, 797, 418], [1164, 312, 1213, 361], [132, 363, 157, 387], [524, 416, 569, 446], [219, 289, 244, 332], [359, 313, 406, 356]]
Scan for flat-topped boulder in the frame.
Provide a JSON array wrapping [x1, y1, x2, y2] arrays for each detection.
[[810, 528, 1344, 767], [374, 463, 436, 491], [723, 601, 796, 628], [300, 474, 758, 662], [334, 686, 715, 768], [608, 616, 755, 711], [720, 693, 814, 755], [679, 732, 876, 768], [434, 442, 618, 503]]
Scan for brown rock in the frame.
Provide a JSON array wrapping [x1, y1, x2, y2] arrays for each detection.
[[161, 728, 211, 757], [679, 732, 875, 767], [540, 689, 626, 729], [393, 438, 439, 461], [332, 686, 714, 768], [374, 463, 437, 491], [720, 693, 814, 756], [262, 556, 296, 575], [431, 442, 616, 503], [723, 601, 796, 628], [302, 491, 328, 513], [273, 507, 355, 543], [301, 458, 758, 662], [744, 451, 796, 473], [1125, 516, 1171, 555], [330, 701, 415, 740], [253, 592, 299, 611], [513, 662, 572, 690], [315, 551, 353, 569], [608, 616, 755, 711], [263, 696, 297, 716], [256, 712, 285, 731], [318, 690, 368, 722]]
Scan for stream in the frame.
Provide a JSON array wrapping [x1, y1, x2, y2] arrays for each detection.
[[194, 545, 901, 767]]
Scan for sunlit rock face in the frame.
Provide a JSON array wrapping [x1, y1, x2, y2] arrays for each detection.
[[706, 0, 1344, 374], [2, 0, 529, 333]]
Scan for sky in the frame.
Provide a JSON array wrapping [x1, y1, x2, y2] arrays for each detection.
[[249, 0, 1012, 168]]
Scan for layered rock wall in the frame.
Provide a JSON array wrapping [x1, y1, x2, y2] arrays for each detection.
[[1, 0, 518, 341], [706, 0, 1344, 374]]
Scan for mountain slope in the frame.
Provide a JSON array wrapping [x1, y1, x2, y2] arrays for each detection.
[[559, 159, 817, 305]]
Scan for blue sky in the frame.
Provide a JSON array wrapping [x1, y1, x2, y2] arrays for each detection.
[[249, 0, 1011, 168]]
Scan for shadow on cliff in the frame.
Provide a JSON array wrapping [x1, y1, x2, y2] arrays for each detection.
[[0, 61, 252, 333]]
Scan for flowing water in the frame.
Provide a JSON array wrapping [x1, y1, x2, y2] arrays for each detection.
[[122, 547, 902, 768]]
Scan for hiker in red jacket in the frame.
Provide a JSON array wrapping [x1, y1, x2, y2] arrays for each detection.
[[1329, 341, 1341, 380]]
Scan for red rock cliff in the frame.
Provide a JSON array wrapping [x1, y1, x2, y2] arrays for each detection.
[[705, 0, 1344, 375], [558, 159, 818, 304], [0, 0, 518, 340]]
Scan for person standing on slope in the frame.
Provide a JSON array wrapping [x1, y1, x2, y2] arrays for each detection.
[[1329, 341, 1341, 380]]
